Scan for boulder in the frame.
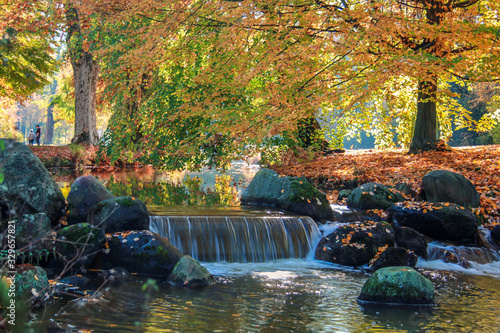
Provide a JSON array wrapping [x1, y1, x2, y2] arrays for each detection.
[[0, 139, 65, 224], [347, 183, 403, 210], [87, 196, 149, 233], [491, 225, 500, 244], [392, 224, 428, 259], [357, 266, 434, 305], [241, 168, 333, 221], [13, 264, 49, 302], [388, 202, 478, 243], [54, 223, 106, 269], [102, 230, 184, 277], [370, 247, 418, 270], [14, 213, 52, 251], [168, 255, 216, 288], [315, 221, 395, 266], [66, 176, 115, 225], [337, 189, 352, 201], [422, 170, 480, 208]]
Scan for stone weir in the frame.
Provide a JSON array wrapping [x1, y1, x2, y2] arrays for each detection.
[[150, 215, 321, 263]]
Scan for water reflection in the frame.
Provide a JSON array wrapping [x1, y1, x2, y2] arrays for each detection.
[[47, 263, 500, 333]]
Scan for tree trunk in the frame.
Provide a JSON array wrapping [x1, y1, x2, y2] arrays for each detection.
[[45, 79, 57, 145], [408, 78, 438, 154], [66, 6, 99, 145]]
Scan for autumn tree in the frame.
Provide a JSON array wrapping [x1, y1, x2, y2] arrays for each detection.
[[65, 4, 99, 145], [76, 0, 500, 167]]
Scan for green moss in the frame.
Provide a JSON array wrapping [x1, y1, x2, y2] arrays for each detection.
[[288, 178, 321, 202], [118, 197, 135, 207]]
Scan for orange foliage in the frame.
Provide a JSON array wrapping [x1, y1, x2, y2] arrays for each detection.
[[272, 146, 500, 227]]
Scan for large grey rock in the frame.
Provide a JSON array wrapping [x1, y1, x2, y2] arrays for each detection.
[[315, 221, 395, 266], [357, 266, 434, 305], [347, 183, 403, 210], [388, 202, 478, 243], [102, 230, 184, 277], [14, 213, 52, 251], [168, 255, 216, 288], [241, 168, 333, 221], [0, 139, 65, 224], [66, 176, 115, 224], [87, 196, 149, 233], [422, 170, 479, 208]]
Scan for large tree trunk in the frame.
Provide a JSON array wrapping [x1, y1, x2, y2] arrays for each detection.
[[66, 6, 99, 145], [409, 79, 438, 154]]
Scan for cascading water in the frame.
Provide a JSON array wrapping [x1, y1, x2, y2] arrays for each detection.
[[150, 215, 321, 262]]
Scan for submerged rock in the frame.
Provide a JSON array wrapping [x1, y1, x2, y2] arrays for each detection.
[[241, 168, 333, 221], [0, 139, 65, 224], [347, 183, 403, 210], [357, 266, 434, 305], [66, 176, 115, 225], [102, 230, 184, 277], [87, 196, 149, 233], [315, 221, 395, 266], [422, 170, 479, 208], [168, 255, 216, 288]]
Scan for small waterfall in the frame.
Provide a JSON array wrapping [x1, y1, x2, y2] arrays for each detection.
[[150, 216, 321, 262], [427, 242, 500, 269]]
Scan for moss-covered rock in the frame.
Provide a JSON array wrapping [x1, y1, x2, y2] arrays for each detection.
[[168, 255, 215, 288], [54, 223, 106, 269], [14, 264, 49, 302], [87, 196, 149, 233], [241, 168, 333, 221], [66, 176, 115, 225], [357, 266, 434, 305], [315, 221, 395, 266], [101, 230, 184, 277], [347, 183, 403, 210], [0, 139, 65, 224], [14, 213, 52, 251]]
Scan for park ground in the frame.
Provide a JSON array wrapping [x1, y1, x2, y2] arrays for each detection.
[[31, 144, 500, 228]]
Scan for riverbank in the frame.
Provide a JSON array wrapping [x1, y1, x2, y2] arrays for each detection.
[[271, 145, 500, 228]]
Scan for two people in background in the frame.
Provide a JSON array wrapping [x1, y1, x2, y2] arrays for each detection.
[[28, 125, 41, 146]]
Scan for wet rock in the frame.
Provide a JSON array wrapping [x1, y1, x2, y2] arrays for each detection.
[[87, 196, 149, 233], [54, 223, 106, 270], [0, 139, 65, 224], [337, 189, 352, 201], [388, 202, 478, 243], [370, 247, 418, 270], [168, 255, 216, 288], [102, 230, 183, 277], [66, 176, 115, 225], [347, 183, 403, 210], [315, 221, 395, 266], [59, 275, 90, 288], [392, 224, 428, 259], [422, 170, 479, 208], [357, 266, 434, 305], [97, 267, 131, 285], [491, 225, 500, 244], [241, 168, 333, 221]]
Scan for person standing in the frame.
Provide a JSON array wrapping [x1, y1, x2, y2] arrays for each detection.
[[28, 129, 35, 145], [35, 125, 41, 146]]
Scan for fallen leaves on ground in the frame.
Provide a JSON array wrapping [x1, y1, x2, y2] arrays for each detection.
[[271, 145, 500, 227]]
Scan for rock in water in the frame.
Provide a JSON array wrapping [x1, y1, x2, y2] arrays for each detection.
[[87, 196, 149, 233], [168, 255, 216, 288], [66, 176, 115, 224], [357, 266, 434, 305], [0, 139, 65, 224], [241, 168, 333, 221]]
